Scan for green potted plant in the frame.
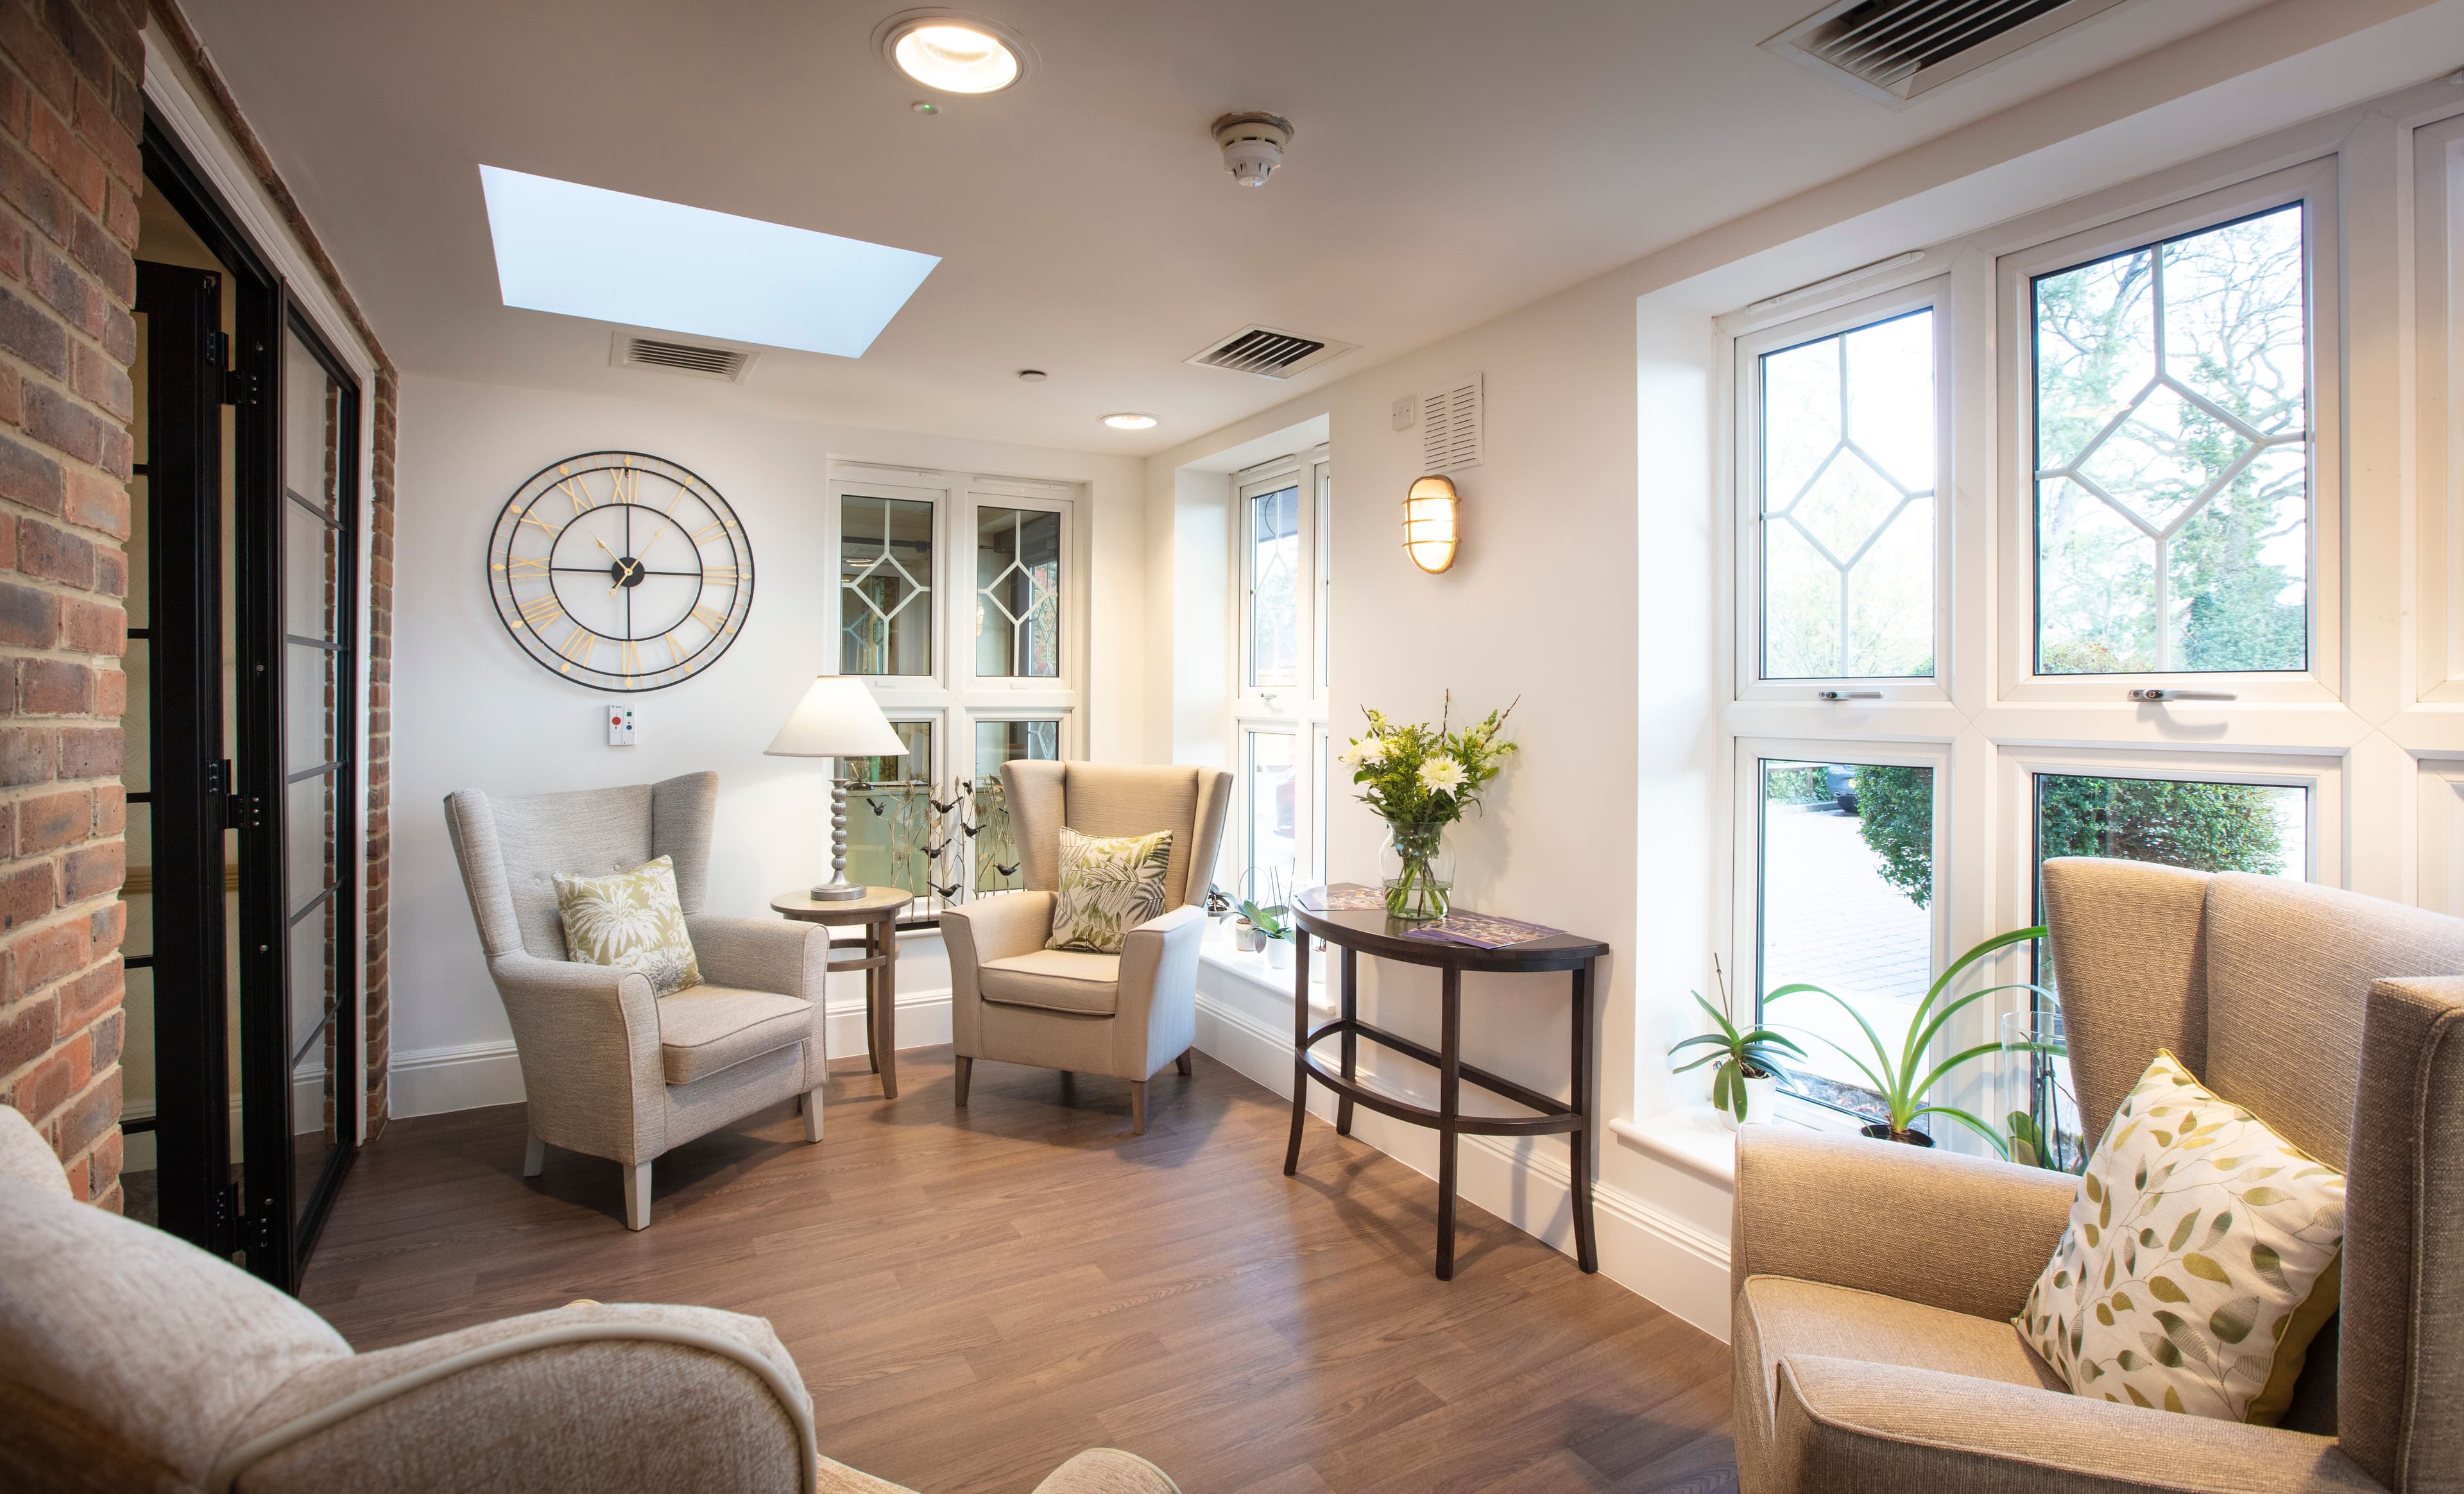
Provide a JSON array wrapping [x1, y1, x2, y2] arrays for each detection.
[[1770, 925, 2055, 1152], [1670, 958, 1804, 1127], [1339, 692, 1518, 920], [1240, 897, 1294, 969]]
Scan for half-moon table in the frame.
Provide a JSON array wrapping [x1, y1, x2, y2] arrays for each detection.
[[1286, 897, 1609, 1280], [772, 887, 913, 1098]]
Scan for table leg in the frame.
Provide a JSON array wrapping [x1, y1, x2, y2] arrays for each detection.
[[1571, 956, 1598, 1274], [864, 924, 880, 1074], [1283, 928, 1311, 1176], [875, 915, 898, 1098], [1436, 964, 1462, 1281], [1336, 947, 1358, 1137]]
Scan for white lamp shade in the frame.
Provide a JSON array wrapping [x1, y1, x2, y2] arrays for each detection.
[[764, 675, 909, 758]]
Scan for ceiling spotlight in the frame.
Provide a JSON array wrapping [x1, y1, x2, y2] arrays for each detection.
[[1101, 412, 1158, 430], [911, 100, 940, 115], [1212, 112, 1294, 187], [878, 11, 1029, 94], [1017, 369, 1047, 382]]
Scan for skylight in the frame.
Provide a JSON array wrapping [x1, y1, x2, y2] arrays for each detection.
[[477, 166, 939, 359]]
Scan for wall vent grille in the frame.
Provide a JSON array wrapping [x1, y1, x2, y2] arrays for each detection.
[[610, 332, 758, 382], [1763, 0, 2133, 108], [1186, 324, 1356, 380], [1419, 375, 1482, 473]]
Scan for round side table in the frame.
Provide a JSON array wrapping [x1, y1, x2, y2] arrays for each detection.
[[772, 887, 914, 1098]]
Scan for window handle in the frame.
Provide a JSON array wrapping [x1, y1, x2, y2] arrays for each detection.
[[1817, 689, 1882, 701], [2128, 688, 2237, 702]]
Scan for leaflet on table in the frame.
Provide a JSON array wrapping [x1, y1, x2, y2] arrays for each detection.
[[1399, 910, 1565, 949], [1296, 883, 1387, 913]]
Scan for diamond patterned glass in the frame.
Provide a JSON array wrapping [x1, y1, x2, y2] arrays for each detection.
[[1249, 485, 1301, 688], [2033, 204, 2309, 674], [975, 506, 1061, 677], [1759, 309, 1937, 679], [841, 494, 933, 675], [973, 718, 1059, 894]]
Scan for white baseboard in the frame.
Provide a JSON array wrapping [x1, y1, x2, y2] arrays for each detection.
[[1195, 993, 1733, 1341], [387, 990, 955, 1121]]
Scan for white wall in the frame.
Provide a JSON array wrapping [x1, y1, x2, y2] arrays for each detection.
[[388, 373, 1143, 1112], [1147, 2, 2464, 1337]]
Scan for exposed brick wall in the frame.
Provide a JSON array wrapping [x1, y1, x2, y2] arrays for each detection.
[[149, 0, 397, 1141], [0, 0, 144, 1208]]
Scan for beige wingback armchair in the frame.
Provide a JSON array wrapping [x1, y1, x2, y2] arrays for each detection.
[[0, 1105, 1177, 1494], [941, 761, 1229, 1133], [445, 771, 826, 1230], [1730, 857, 2464, 1494]]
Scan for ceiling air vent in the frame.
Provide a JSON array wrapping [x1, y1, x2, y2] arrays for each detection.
[[1763, 0, 2134, 109], [609, 330, 758, 383], [1419, 375, 1481, 474], [1186, 324, 1356, 380]]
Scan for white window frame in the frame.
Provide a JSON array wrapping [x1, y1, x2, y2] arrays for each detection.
[[1231, 446, 1332, 899], [826, 462, 1086, 909], [1730, 278, 1955, 706], [1994, 159, 2344, 708]]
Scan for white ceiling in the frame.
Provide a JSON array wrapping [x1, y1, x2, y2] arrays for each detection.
[[173, 0, 2280, 454]]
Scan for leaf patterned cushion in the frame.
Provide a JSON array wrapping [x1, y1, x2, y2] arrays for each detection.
[[2015, 1049, 2344, 1425], [553, 855, 703, 997], [1045, 826, 1174, 955]]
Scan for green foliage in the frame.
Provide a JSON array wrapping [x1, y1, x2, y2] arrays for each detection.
[[2034, 776, 2286, 874], [1771, 927, 2058, 1152], [1670, 973, 1806, 1123], [1763, 765, 1831, 805], [1342, 692, 1517, 828], [1848, 765, 1935, 909], [1237, 899, 1290, 942]]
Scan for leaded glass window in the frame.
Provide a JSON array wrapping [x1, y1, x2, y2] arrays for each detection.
[[841, 494, 932, 675], [972, 718, 1059, 894], [1760, 309, 1937, 679], [2032, 205, 2310, 674], [1249, 485, 1301, 688], [975, 506, 1060, 677], [843, 718, 936, 896]]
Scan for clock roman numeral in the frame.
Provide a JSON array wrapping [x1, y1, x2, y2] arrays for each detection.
[[555, 626, 595, 671], [516, 594, 564, 629], [689, 604, 732, 634]]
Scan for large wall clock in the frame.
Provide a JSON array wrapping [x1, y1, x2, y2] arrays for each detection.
[[486, 450, 754, 692]]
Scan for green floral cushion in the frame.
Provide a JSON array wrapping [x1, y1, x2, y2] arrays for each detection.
[[2015, 1049, 2345, 1425], [554, 855, 703, 997], [1045, 826, 1174, 955]]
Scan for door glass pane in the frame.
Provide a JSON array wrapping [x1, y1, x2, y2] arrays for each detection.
[[1244, 730, 1297, 900], [1760, 309, 1936, 679], [843, 718, 934, 899], [974, 506, 1060, 677], [841, 494, 932, 675], [2026, 771, 2309, 1166], [1249, 486, 1300, 688], [972, 718, 1058, 895], [2033, 204, 2310, 674], [1757, 760, 1935, 1115], [281, 326, 346, 1233]]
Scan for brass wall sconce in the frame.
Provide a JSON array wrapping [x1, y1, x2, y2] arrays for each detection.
[[1403, 474, 1459, 573]]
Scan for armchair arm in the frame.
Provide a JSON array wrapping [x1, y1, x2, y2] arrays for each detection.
[[1733, 1127, 2077, 1321], [1770, 1355, 2383, 1494], [1031, 1448, 1181, 1494], [486, 953, 664, 1164], [942, 893, 1056, 1058], [1115, 905, 1206, 1078], [687, 913, 825, 1001], [215, 1303, 818, 1494]]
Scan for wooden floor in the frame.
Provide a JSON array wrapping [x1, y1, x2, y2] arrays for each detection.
[[300, 1045, 1736, 1494]]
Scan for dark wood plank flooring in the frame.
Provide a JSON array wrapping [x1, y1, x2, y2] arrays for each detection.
[[300, 1045, 1735, 1493]]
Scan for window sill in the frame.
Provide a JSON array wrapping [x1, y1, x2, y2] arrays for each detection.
[[1197, 933, 1326, 1002], [1609, 1091, 1865, 1186]]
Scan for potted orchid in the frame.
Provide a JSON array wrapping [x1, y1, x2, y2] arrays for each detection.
[[1339, 693, 1518, 919]]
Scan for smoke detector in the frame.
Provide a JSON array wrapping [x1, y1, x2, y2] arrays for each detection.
[[1212, 112, 1294, 187]]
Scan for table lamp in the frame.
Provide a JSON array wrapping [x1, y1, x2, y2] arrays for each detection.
[[765, 674, 909, 900]]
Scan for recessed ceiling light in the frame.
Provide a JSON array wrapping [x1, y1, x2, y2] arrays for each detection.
[[877, 11, 1031, 94], [1102, 412, 1158, 430], [478, 166, 939, 357]]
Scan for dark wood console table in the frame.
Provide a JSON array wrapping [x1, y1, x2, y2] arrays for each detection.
[[1283, 896, 1609, 1280]]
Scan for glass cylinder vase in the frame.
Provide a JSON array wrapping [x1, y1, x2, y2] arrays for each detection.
[[1380, 821, 1456, 921]]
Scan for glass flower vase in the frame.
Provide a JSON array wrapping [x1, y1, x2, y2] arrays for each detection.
[[1380, 821, 1455, 921]]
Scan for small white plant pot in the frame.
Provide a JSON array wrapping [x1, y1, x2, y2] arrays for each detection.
[[1718, 1071, 1783, 1130], [1234, 921, 1264, 953], [1266, 937, 1294, 970]]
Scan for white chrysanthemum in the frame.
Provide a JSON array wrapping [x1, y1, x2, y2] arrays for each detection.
[[1339, 738, 1383, 770], [1418, 757, 1466, 794]]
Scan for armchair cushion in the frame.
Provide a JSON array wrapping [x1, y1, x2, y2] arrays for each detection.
[[1047, 826, 1174, 953], [656, 986, 815, 1085], [980, 949, 1120, 1016], [554, 855, 703, 996]]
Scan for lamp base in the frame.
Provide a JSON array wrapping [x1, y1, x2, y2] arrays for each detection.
[[809, 879, 867, 901]]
